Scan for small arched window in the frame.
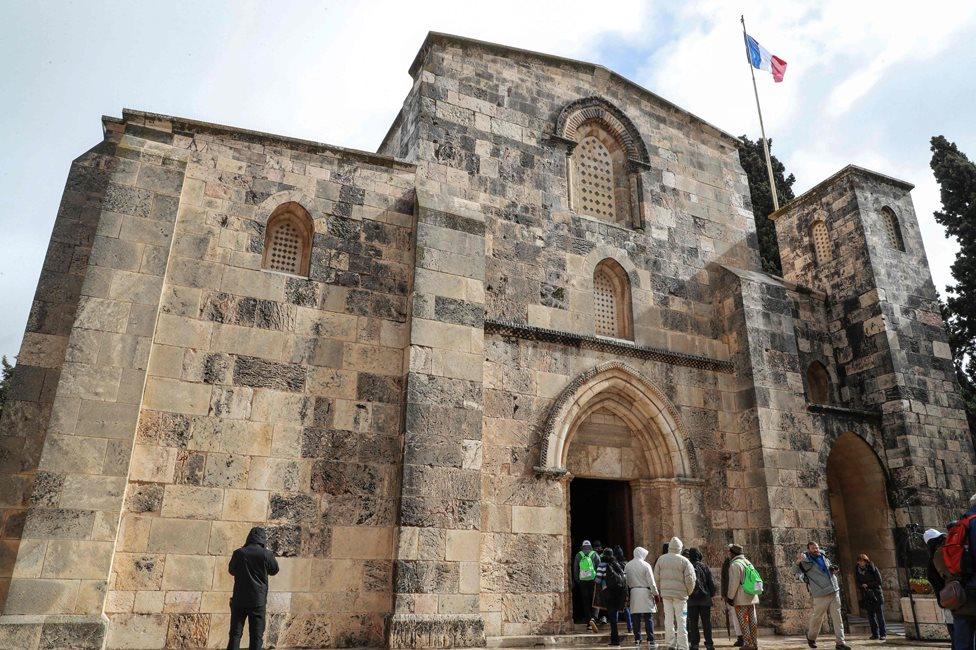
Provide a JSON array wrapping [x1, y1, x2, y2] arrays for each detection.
[[593, 259, 632, 340], [880, 206, 905, 252], [572, 123, 632, 225], [811, 220, 831, 266], [262, 202, 313, 277], [807, 361, 830, 404]]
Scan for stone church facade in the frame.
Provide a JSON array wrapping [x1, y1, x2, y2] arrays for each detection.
[[0, 32, 973, 649]]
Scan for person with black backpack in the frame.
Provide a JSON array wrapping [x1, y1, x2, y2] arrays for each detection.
[[604, 547, 630, 646], [685, 548, 715, 650]]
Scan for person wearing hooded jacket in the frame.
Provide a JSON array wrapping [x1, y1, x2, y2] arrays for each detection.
[[685, 547, 716, 650], [653, 537, 696, 650], [625, 547, 658, 648], [227, 526, 279, 650]]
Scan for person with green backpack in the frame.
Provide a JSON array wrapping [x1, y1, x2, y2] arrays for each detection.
[[725, 544, 760, 650], [574, 540, 601, 631]]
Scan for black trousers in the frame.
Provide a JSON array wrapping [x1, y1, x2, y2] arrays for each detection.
[[577, 581, 597, 622], [608, 608, 621, 645], [228, 604, 266, 650], [687, 604, 713, 650]]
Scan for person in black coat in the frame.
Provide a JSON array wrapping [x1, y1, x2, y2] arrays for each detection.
[[686, 547, 716, 650], [854, 553, 886, 640], [227, 527, 279, 650], [604, 547, 630, 646]]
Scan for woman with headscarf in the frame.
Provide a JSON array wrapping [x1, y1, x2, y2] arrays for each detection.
[[625, 547, 659, 648], [603, 546, 630, 646], [614, 546, 633, 635], [854, 553, 886, 641]]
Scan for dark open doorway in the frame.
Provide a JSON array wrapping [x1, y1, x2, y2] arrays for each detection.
[[570, 477, 633, 622]]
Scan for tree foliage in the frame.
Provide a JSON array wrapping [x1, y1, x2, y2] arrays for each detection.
[[931, 135, 976, 434], [737, 135, 796, 276], [0, 355, 13, 419]]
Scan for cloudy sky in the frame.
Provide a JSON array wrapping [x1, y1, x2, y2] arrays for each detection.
[[2, 0, 975, 361]]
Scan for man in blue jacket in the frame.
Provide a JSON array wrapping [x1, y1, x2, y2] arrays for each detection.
[[228, 527, 279, 650]]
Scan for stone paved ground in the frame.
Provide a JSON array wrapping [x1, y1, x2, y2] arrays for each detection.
[[555, 636, 948, 649]]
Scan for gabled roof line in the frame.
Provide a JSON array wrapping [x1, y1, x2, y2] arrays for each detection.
[[768, 164, 914, 221], [407, 32, 742, 146], [106, 109, 416, 172]]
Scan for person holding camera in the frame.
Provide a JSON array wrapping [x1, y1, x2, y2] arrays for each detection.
[[796, 542, 850, 650]]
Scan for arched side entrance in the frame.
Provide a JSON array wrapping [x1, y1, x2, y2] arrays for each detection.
[[536, 363, 700, 624], [826, 432, 900, 619]]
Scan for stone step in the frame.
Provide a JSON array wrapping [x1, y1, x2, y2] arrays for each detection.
[[487, 629, 778, 648]]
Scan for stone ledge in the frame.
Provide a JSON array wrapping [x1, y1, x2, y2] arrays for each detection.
[[387, 613, 486, 649], [807, 403, 882, 421], [0, 614, 107, 650], [484, 320, 735, 374]]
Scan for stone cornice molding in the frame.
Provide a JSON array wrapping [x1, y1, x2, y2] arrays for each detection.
[[484, 320, 734, 374]]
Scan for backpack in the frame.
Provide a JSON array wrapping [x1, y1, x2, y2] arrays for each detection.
[[578, 550, 598, 581], [738, 559, 764, 596], [943, 514, 976, 577], [690, 563, 711, 599], [606, 562, 627, 592]]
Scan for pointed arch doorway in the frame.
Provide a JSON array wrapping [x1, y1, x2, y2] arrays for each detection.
[[826, 431, 900, 619], [535, 363, 700, 624]]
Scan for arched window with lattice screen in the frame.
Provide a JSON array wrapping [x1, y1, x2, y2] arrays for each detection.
[[880, 206, 905, 251], [806, 361, 831, 404], [810, 220, 831, 266], [593, 259, 633, 340], [571, 123, 632, 225], [262, 202, 313, 277]]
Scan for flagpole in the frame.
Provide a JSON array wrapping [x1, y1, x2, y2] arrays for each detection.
[[741, 14, 780, 211]]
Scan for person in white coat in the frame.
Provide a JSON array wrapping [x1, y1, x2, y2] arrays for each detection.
[[653, 537, 696, 650], [625, 547, 659, 648]]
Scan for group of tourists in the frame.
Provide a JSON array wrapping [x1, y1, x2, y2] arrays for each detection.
[[574, 536, 892, 650], [925, 493, 976, 650]]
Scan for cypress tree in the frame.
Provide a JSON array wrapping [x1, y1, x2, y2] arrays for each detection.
[[930, 135, 976, 435], [737, 135, 796, 276]]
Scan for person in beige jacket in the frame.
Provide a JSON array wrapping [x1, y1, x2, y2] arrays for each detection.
[[653, 537, 696, 650], [725, 545, 760, 650]]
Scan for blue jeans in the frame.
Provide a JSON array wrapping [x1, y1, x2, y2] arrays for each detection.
[[617, 607, 632, 632], [865, 603, 886, 638], [633, 612, 654, 643], [953, 615, 976, 650]]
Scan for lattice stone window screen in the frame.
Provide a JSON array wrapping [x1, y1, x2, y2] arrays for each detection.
[[574, 136, 617, 221], [592, 259, 633, 340], [261, 202, 313, 277], [880, 207, 905, 251], [593, 269, 618, 337], [811, 220, 831, 266], [267, 220, 302, 273]]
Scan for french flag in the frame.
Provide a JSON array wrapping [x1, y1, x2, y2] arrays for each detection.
[[745, 34, 787, 82]]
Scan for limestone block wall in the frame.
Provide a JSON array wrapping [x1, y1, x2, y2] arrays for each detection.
[[0, 140, 126, 613], [772, 167, 976, 524], [0, 126, 189, 648], [376, 34, 768, 639], [480, 335, 734, 636], [1, 111, 417, 649], [388, 193, 487, 649], [99, 113, 416, 649]]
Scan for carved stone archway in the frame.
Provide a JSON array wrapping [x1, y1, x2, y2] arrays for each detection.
[[535, 362, 692, 479]]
